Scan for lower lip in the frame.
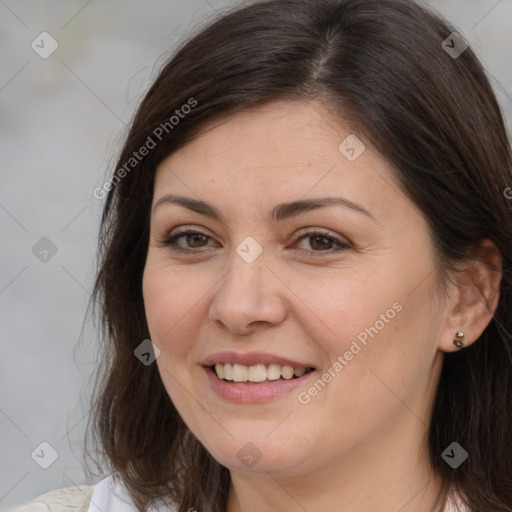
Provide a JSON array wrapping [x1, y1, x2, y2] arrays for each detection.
[[204, 366, 316, 403]]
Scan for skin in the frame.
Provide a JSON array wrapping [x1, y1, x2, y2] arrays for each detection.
[[142, 100, 501, 512]]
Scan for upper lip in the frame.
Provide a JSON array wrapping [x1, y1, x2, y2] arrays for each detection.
[[202, 351, 315, 369]]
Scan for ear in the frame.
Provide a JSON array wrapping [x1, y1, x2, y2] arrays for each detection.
[[439, 238, 502, 353]]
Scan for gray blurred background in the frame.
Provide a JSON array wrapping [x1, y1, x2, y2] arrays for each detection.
[[1, 0, 511, 509]]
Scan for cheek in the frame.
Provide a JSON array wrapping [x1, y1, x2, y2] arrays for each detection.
[[294, 278, 435, 440], [300, 263, 436, 396], [142, 259, 205, 355], [299, 268, 404, 356], [142, 261, 207, 415]]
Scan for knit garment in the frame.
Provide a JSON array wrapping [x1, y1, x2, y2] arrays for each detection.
[[9, 474, 470, 512]]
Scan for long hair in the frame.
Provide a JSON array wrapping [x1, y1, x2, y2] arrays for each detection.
[[85, 1, 512, 510]]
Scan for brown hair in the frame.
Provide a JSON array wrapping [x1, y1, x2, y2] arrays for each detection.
[[85, 1, 512, 510]]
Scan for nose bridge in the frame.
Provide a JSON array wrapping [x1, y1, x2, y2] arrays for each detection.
[[209, 237, 287, 332], [217, 239, 268, 307]]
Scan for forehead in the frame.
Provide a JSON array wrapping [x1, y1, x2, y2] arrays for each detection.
[[172, 100, 352, 167], [152, 100, 405, 223]]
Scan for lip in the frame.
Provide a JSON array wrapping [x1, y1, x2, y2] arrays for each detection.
[[202, 360, 317, 404], [204, 366, 316, 403], [202, 351, 317, 403], [202, 351, 315, 369]]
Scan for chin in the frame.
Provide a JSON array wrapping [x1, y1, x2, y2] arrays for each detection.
[[195, 429, 310, 475]]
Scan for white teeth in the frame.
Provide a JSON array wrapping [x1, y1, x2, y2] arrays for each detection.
[[248, 364, 267, 382], [213, 362, 311, 382], [223, 363, 233, 380], [267, 364, 281, 381], [215, 363, 225, 379], [294, 367, 306, 377], [232, 363, 248, 382], [281, 365, 294, 380]]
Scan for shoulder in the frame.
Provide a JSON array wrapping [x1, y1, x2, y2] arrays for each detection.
[[7, 484, 94, 512], [8, 473, 178, 512]]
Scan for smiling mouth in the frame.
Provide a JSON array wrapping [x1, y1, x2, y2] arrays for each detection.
[[211, 363, 315, 383]]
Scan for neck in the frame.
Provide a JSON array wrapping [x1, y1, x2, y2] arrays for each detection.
[[226, 415, 445, 512]]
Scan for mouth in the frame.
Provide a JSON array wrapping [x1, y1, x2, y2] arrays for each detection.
[[202, 352, 317, 402], [210, 363, 315, 383]]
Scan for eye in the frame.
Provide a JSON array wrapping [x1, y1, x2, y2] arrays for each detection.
[[160, 228, 215, 253], [292, 228, 351, 256], [158, 227, 351, 256]]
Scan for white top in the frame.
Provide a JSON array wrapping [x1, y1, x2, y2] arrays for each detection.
[[88, 474, 470, 512], [9, 472, 469, 512], [87, 473, 178, 512]]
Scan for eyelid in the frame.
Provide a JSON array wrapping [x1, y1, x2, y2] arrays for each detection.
[[293, 227, 351, 245], [291, 228, 352, 255], [157, 226, 214, 251], [158, 225, 352, 255]]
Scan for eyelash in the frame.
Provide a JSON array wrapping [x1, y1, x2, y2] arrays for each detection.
[[159, 227, 351, 256]]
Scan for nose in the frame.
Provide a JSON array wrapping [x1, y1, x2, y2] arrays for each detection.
[[208, 247, 288, 335]]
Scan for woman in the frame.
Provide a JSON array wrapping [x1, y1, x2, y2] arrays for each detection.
[[14, 0, 512, 511]]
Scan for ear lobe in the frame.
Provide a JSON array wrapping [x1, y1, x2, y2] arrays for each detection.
[[440, 238, 502, 352]]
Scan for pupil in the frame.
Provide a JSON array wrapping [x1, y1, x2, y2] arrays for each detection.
[[311, 235, 331, 250], [188, 234, 206, 247]]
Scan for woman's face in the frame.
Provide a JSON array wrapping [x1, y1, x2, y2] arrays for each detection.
[[143, 100, 448, 476]]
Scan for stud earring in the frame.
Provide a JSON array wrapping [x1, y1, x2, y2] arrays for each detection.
[[453, 331, 465, 349]]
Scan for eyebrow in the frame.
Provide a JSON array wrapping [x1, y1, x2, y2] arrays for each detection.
[[152, 194, 376, 223]]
